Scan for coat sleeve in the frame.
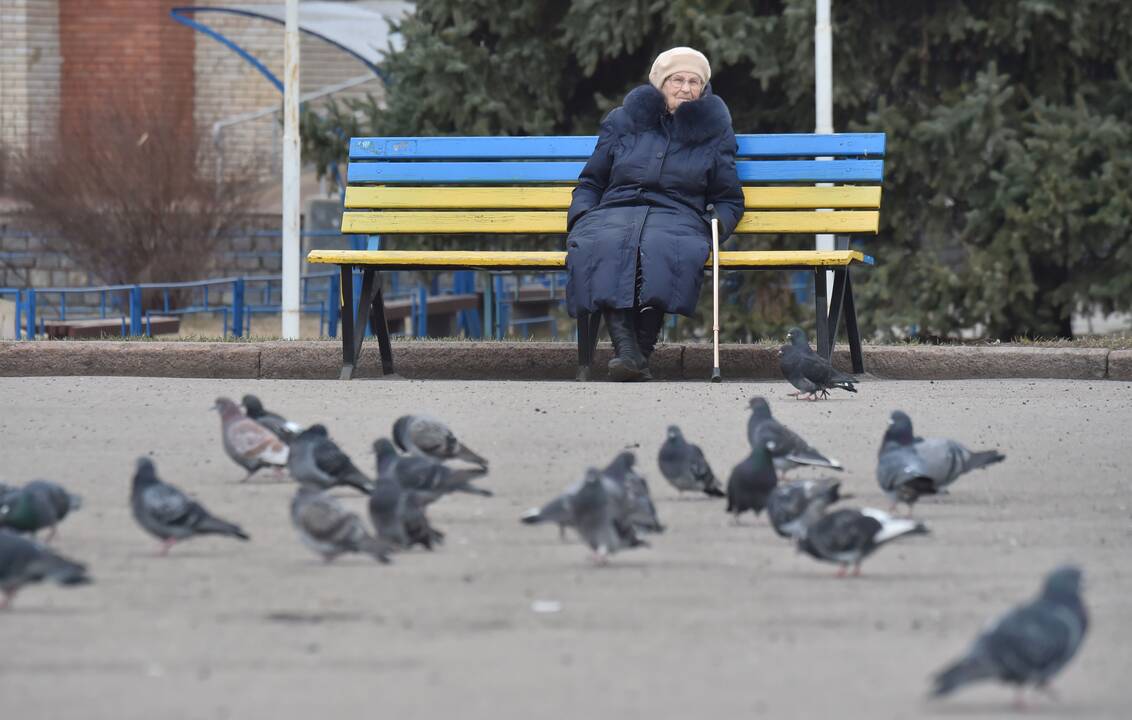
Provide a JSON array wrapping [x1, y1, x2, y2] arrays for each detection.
[[706, 129, 745, 242], [567, 113, 618, 232]]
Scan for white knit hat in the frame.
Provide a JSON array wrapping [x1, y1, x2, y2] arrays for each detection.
[[648, 47, 711, 90]]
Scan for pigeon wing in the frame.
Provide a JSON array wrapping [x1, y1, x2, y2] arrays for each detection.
[[141, 483, 194, 526], [228, 418, 288, 463], [408, 416, 457, 458]]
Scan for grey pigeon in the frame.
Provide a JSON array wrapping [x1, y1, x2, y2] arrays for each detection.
[[877, 410, 1006, 512], [213, 396, 289, 479], [290, 484, 391, 563], [522, 468, 647, 563], [288, 425, 374, 494], [368, 471, 444, 551], [931, 566, 1087, 707], [373, 438, 491, 502], [657, 426, 724, 497], [0, 480, 82, 542], [726, 442, 779, 521], [766, 477, 846, 539], [778, 326, 858, 400], [242, 394, 303, 444], [393, 414, 489, 468], [602, 451, 664, 533], [747, 397, 843, 475], [130, 457, 250, 555], [0, 530, 90, 609], [796, 505, 928, 577]]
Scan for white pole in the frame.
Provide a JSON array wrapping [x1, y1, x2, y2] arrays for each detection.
[[281, 0, 301, 339], [815, 0, 834, 310]]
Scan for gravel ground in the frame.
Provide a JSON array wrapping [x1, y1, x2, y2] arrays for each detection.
[[1, 376, 1130, 720]]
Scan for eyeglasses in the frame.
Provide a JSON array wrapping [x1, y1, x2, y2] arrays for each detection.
[[664, 75, 703, 90]]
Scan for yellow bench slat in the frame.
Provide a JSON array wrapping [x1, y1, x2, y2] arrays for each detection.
[[345, 185, 881, 210], [307, 249, 868, 269], [341, 210, 879, 235]]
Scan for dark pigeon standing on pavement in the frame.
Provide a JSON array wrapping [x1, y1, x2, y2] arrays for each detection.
[[877, 410, 1006, 512], [778, 327, 857, 400], [0, 480, 82, 542], [242, 394, 303, 444], [726, 442, 779, 522], [766, 477, 847, 539], [392, 414, 489, 468], [368, 459, 444, 551], [373, 439, 491, 502], [213, 397, 289, 480], [288, 425, 374, 495], [657, 426, 725, 498], [795, 505, 928, 577], [130, 457, 250, 555], [932, 566, 1088, 708], [0, 530, 91, 609], [521, 468, 647, 564], [747, 397, 844, 475], [290, 484, 391, 563]]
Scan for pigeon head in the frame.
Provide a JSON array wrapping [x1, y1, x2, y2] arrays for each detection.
[[372, 438, 400, 474], [241, 394, 265, 418], [391, 416, 411, 447], [748, 397, 772, 420], [132, 457, 159, 488], [1042, 565, 1083, 601], [212, 397, 242, 420], [786, 327, 808, 347], [665, 425, 683, 441], [609, 451, 636, 472], [296, 424, 329, 442], [884, 411, 916, 445]]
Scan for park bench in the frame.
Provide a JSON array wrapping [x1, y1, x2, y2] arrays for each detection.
[[307, 134, 885, 380]]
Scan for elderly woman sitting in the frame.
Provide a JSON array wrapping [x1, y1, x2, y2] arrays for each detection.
[[566, 46, 744, 381]]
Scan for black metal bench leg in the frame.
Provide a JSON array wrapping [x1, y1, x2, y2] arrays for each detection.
[[814, 269, 830, 359], [339, 265, 356, 380], [842, 270, 865, 373], [369, 280, 395, 376], [350, 268, 381, 377], [827, 268, 848, 358]]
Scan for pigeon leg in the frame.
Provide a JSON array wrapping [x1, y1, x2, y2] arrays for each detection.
[[1036, 684, 1061, 703], [0, 590, 13, 610], [836, 565, 848, 578], [45, 525, 58, 544], [592, 547, 610, 566], [558, 525, 568, 542], [1013, 688, 1028, 711], [158, 538, 177, 557], [851, 561, 862, 577]]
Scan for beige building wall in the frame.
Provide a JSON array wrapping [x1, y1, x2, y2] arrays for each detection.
[[0, 0, 61, 156]]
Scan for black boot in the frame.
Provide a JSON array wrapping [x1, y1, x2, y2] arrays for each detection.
[[604, 308, 649, 382], [636, 306, 664, 359]]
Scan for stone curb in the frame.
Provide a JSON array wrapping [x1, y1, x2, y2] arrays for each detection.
[[0, 340, 1123, 381]]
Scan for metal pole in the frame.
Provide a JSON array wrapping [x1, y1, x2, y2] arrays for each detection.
[[815, 0, 834, 312], [280, 0, 301, 339]]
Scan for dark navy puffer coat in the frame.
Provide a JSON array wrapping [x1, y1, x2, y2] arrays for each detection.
[[565, 84, 744, 317]]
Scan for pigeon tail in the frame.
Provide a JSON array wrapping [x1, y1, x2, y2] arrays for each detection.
[[966, 450, 1006, 472], [785, 452, 844, 471], [43, 554, 91, 585], [931, 654, 994, 697], [455, 446, 490, 469], [702, 484, 725, 498], [196, 516, 250, 541], [520, 508, 545, 524], [450, 468, 492, 496]]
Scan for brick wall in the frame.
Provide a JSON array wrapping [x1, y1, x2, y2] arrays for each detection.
[[0, 0, 61, 154]]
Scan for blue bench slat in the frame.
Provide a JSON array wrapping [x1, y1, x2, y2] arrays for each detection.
[[348, 133, 886, 161], [347, 159, 884, 184]]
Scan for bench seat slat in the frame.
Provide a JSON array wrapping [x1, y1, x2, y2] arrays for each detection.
[[344, 186, 882, 210], [307, 249, 872, 270], [340, 210, 879, 235], [349, 134, 886, 160], [347, 160, 884, 184]]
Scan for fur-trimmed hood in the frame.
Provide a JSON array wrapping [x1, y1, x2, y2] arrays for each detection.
[[618, 84, 732, 144]]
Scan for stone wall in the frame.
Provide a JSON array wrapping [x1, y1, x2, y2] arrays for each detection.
[[0, 0, 61, 153]]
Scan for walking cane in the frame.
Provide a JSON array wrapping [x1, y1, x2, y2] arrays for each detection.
[[707, 204, 722, 383]]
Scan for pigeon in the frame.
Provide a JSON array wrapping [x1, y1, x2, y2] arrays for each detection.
[[373, 438, 491, 502], [747, 397, 843, 475], [0, 530, 91, 609], [931, 565, 1088, 707], [393, 414, 489, 468], [368, 473, 444, 551], [657, 426, 725, 497], [242, 394, 303, 444], [726, 443, 779, 521], [795, 506, 928, 577], [0, 480, 82, 541], [766, 477, 847, 539], [288, 425, 374, 494], [130, 457, 250, 555], [877, 410, 1006, 512], [602, 451, 664, 533], [213, 396, 289, 479], [778, 327, 858, 400], [521, 468, 646, 563], [290, 484, 391, 563]]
